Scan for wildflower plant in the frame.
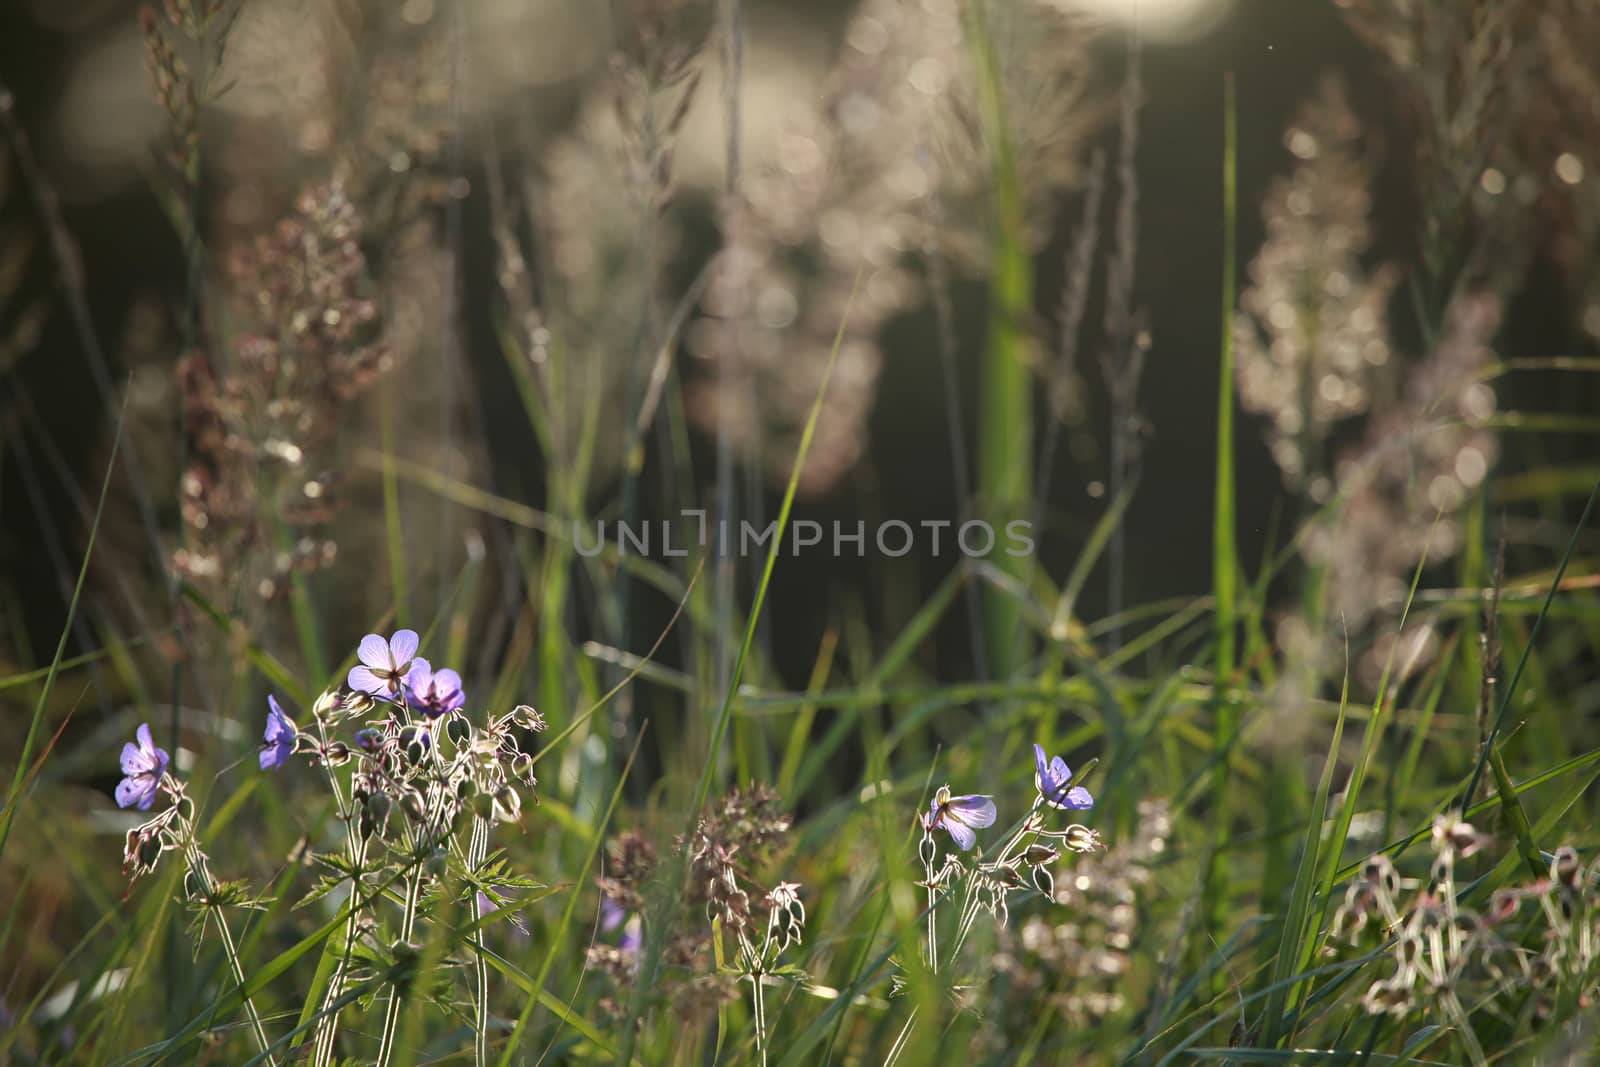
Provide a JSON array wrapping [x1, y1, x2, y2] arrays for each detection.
[[113, 629, 546, 1067], [1329, 815, 1600, 1064], [895, 745, 1102, 1061]]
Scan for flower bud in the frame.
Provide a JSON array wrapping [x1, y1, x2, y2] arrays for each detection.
[[512, 704, 546, 732], [1553, 846, 1582, 888], [917, 832, 937, 869], [354, 727, 383, 753], [313, 688, 341, 720], [323, 741, 351, 766], [472, 792, 496, 821], [1062, 825, 1103, 853], [403, 730, 429, 765], [426, 848, 449, 877], [139, 835, 164, 869], [446, 715, 472, 747], [343, 690, 376, 717], [1031, 864, 1055, 898], [366, 791, 392, 821]]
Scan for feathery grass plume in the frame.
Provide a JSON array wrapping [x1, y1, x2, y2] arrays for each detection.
[[688, 0, 1099, 493], [1528, 6, 1600, 341], [1305, 294, 1499, 684], [173, 182, 388, 602], [1233, 76, 1397, 500], [1332, 0, 1548, 304], [528, 0, 709, 478]]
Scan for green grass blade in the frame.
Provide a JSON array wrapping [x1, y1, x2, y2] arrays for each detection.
[[0, 405, 122, 867]]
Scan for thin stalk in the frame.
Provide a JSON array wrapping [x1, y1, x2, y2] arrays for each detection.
[[1203, 70, 1240, 973], [311, 718, 366, 1067], [374, 863, 425, 1067], [184, 841, 276, 1064], [468, 816, 490, 1067]]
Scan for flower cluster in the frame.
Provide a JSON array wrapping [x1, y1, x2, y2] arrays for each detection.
[[915, 744, 1102, 976], [1233, 75, 1397, 496], [113, 628, 545, 1067]]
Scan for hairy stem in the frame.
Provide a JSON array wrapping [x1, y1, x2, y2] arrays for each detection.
[[468, 816, 491, 1067], [312, 720, 365, 1067], [185, 842, 276, 1064], [374, 866, 424, 1067]]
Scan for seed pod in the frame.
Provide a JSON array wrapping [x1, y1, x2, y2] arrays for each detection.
[[511, 753, 536, 786], [367, 791, 392, 821], [1022, 843, 1059, 867]]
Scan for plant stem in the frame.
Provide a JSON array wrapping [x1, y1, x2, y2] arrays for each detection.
[[312, 733, 366, 1067], [963, 0, 1034, 680], [374, 867, 424, 1067], [468, 816, 491, 1067], [185, 842, 276, 1064]]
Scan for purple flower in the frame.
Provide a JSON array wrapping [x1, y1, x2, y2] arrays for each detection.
[[1033, 744, 1093, 811], [260, 695, 295, 771], [116, 723, 169, 810], [403, 659, 465, 718], [600, 896, 626, 933], [347, 629, 421, 697], [926, 785, 997, 851]]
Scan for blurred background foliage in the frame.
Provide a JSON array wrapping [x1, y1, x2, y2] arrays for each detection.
[[2, 0, 1600, 1062]]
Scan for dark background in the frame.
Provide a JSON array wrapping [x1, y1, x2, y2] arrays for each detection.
[[1, 0, 1592, 697]]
